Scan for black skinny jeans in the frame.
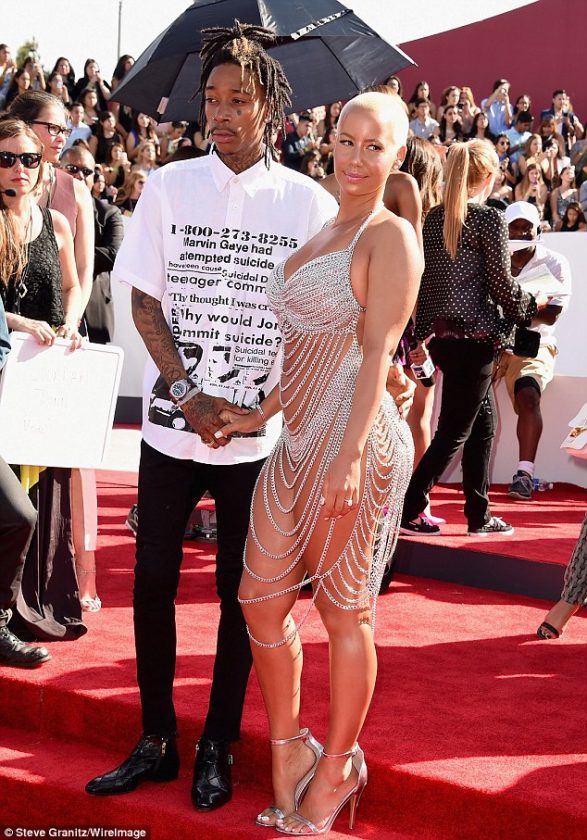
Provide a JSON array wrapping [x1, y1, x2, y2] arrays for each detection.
[[402, 337, 497, 530], [134, 440, 264, 742], [0, 456, 37, 623]]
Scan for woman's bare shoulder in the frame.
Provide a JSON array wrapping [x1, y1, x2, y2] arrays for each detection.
[[383, 172, 420, 217], [379, 204, 416, 230], [369, 208, 419, 252]]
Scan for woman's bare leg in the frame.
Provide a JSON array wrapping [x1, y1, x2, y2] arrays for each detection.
[[279, 502, 377, 833], [71, 469, 99, 604], [240, 481, 314, 823], [405, 369, 434, 469], [539, 599, 580, 637]]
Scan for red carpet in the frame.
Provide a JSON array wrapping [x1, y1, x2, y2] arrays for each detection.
[[410, 482, 586, 564], [1, 470, 586, 839]]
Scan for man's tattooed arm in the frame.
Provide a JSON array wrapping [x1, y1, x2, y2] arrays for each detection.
[[131, 288, 185, 386], [131, 288, 248, 445]]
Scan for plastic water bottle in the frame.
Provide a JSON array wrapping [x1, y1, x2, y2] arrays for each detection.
[[533, 478, 553, 491]]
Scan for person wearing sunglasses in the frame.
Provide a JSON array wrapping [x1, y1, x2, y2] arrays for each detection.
[[0, 118, 86, 643], [0, 128, 82, 341], [494, 133, 517, 187], [9, 91, 95, 316], [60, 144, 123, 344]]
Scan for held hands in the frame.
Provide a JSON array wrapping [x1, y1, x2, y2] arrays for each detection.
[[320, 454, 361, 521], [217, 406, 265, 439], [182, 392, 249, 448]]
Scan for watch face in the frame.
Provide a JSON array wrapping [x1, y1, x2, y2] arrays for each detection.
[[170, 380, 189, 401]]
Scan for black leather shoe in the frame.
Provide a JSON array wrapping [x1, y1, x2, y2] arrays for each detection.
[[0, 625, 51, 668], [191, 738, 233, 811], [85, 734, 179, 796]]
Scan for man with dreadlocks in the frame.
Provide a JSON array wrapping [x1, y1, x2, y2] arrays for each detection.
[[85, 22, 338, 809]]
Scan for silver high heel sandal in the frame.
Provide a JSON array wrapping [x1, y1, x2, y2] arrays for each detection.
[[256, 728, 323, 828], [276, 745, 368, 836]]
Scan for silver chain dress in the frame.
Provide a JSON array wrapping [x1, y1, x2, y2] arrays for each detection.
[[241, 206, 414, 646]]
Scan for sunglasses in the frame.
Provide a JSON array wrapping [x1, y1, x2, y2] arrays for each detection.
[[61, 162, 94, 178], [31, 120, 72, 138], [0, 151, 42, 169]]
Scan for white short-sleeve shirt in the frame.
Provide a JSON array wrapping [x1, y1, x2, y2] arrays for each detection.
[[517, 243, 572, 346], [113, 152, 338, 465]]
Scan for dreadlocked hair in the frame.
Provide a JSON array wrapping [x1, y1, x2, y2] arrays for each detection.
[[198, 20, 292, 168]]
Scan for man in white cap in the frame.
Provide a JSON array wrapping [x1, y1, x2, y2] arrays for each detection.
[[498, 201, 571, 500]]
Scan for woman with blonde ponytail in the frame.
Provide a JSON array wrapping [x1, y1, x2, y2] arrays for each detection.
[[400, 139, 550, 537]]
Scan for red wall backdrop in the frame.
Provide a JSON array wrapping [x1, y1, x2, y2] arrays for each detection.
[[395, 0, 586, 121]]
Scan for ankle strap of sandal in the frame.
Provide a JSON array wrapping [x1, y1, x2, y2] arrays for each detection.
[[322, 745, 358, 759], [270, 727, 310, 747]]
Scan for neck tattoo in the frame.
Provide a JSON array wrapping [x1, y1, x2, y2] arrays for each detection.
[[217, 146, 265, 175]]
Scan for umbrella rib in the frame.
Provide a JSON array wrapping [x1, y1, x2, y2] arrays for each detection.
[[289, 10, 352, 40]]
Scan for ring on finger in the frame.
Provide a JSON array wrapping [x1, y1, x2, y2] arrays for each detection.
[[213, 429, 224, 439], [344, 498, 353, 506]]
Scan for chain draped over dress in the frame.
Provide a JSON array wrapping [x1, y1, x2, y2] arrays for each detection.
[[240, 207, 414, 646]]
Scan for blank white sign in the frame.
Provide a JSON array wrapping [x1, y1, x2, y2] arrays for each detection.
[[0, 332, 124, 468]]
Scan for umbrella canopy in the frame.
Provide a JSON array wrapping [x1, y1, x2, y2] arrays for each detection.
[[111, 0, 414, 122]]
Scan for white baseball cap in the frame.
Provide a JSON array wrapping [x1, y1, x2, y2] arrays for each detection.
[[504, 201, 541, 227]]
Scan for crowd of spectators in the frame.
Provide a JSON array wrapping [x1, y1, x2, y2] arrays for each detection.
[[0, 47, 199, 220], [279, 78, 587, 233], [1, 43, 585, 230]]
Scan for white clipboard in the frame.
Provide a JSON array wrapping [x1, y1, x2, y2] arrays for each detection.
[[0, 332, 124, 468], [516, 264, 569, 298]]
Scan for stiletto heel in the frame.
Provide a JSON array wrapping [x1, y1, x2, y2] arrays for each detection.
[[348, 782, 366, 830], [276, 745, 368, 835], [255, 728, 323, 828]]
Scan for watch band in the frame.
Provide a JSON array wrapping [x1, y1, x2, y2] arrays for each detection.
[[176, 385, 200, 407]]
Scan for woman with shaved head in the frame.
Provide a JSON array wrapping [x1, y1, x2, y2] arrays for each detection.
[[222, 91, 422, 834]]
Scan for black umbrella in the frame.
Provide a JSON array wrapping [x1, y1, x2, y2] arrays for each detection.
[[111, 0, 414, 122]]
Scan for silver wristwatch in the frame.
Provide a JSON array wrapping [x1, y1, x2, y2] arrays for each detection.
[[169, 378, 199, 406]]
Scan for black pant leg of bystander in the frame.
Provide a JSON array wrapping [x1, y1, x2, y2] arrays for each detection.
[[462, 385, 497, 529], [401, 339, 495, 524], [0, 456, 37, 612]]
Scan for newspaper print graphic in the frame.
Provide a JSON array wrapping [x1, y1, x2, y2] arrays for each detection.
[[148, 221, 298, 436]]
